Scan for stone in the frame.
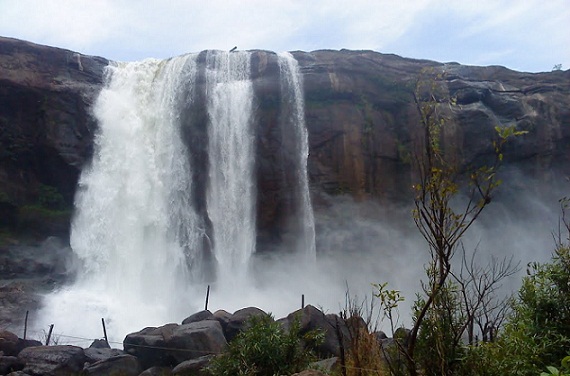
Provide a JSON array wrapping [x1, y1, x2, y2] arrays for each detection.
[[284, 305, 350, 358], [84, 347, 124, 363], [309, 357, 339, 374], [82, 354, 141, 376], [224, 307, 268, 341], [0, 330, 19, 356], [171, 354, 213, 376], [18, 345, 86, 376], [89, 339, 111, 349], [181, 310, 213, 325], [124, 320, 226, 369], [0, 355, 24, 374], [138, 366, 172, 375], [212, 310, 231, 333]]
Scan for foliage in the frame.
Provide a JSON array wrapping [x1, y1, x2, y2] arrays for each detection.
[[208, 314, 321, 376], [484, 245, 570, 376], [541, 356, 570, 376], [413, 281, 466, 376], [373, 282, 404, 336], [402, 68, 524, 376], [345, 327, 388, 376], [339, 291, 389, 376]]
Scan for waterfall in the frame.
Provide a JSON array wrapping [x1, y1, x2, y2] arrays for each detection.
[[35, 50, 317, 343], [205, 50, 256, 282], [37, 56, 204, 339], [278, 52, 316, 260]]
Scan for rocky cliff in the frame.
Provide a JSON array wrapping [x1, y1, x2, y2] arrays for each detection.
[[1, 37, 569, 243]]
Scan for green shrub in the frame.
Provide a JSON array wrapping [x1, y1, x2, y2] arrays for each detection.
[[208, 314, 321, 376], [472, 246, 570, 376]]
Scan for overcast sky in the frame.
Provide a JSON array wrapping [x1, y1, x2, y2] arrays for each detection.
[[1, 0, 568, 72]]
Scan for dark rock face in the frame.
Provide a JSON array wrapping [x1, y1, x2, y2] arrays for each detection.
[[1, 37, 569, 245], [0, 36, 108, 239]]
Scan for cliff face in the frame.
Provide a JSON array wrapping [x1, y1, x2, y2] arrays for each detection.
[[0, 37, 108, 237], [1, 37, 569, 241]]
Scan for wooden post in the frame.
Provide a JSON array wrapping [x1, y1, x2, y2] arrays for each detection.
[[23, 311, 29, 339], [101, 318, 109, 345], [205, 285, 210, 311], [45, 324, 54, 346], [302, 294, 305, 309]]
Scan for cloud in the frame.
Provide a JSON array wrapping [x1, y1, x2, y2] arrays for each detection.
[[1, 0, 568, 70]]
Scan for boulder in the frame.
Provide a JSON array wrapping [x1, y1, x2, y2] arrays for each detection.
[[89, 339, 110, 349], [15, 339, 42, 356], [212, 310, 231, 333], [18, 345, 86, 376], [0, 355, 24, 374], [224, 307, 268, 341], [171, 354, 213, 376], [84, 347, 124, 363], [309, 357, 340, 374], [82, 354, 141, 376], [284, 305, 350, 358], [124, 320, 226, 369], [138, 366, 172, 375], [0, 331, 19, 356], [181, 310, 213, 325]]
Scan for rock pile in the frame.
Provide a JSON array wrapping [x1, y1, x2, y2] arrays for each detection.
[[0, 304, 356, 375]]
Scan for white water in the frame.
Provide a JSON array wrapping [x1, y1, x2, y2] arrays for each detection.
[[205, 50, 256, 283], [278, 52, 317, 260], [36, 56, 205, 343], [33, 51, 322, 345]]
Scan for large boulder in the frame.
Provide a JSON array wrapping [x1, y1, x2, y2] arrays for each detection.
[[124, 320, 226, 369], [17, 345, 86, 376], [283, 305, 351, 358], [0, 330, 19, 356], [224, 307, 268, 341], [82, 354, 141, 376]]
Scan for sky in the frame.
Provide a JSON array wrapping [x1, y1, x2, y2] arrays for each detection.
[[0, 0, 569, 73]]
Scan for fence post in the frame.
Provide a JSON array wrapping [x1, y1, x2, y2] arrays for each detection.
[[205, 285, 210, 311], [45, 324, 54, 346], [23, 311, 29, 339], [101, 318, 109, 346]]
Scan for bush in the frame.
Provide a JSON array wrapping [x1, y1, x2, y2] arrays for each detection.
[[208, 314, 321, 376], [474, 246, 570, 376]]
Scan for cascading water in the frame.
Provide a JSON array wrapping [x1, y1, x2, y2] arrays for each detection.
[[36, 55, 204, 341], [277, 52, 317, 260], [205, 51, 256, 282], [35, 50, 318, 343]]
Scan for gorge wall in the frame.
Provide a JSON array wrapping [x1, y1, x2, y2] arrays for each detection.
[[1, 36, 570, 244]]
